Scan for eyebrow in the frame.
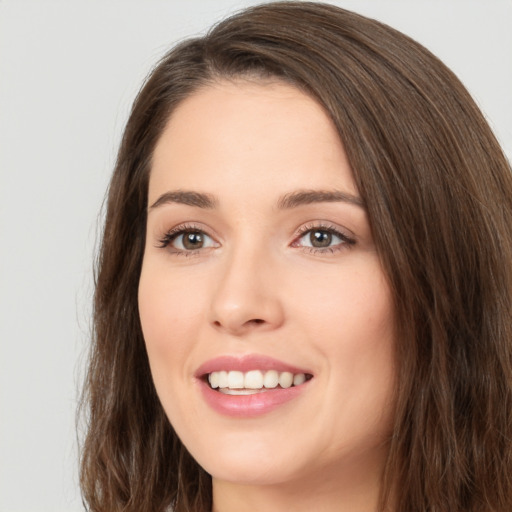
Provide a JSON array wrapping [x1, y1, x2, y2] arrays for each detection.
[[276, 189, 364, 209], [149, 188, 364, 211], [150, 190, 218, 209]]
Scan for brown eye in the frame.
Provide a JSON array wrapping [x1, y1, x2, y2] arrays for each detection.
[[294, 226, 354, 253], [182, 231, 205, 250], [310, 230, 332, 248], [164, 229, 218, 252]]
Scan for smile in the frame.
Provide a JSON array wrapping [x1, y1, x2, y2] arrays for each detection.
[[208, 370, 309, 394], [196, 355, 314, 417]]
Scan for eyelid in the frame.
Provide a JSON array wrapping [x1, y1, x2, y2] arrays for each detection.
[[154, 220, 355, 256], [290, 222, 356, 252], [155, 222, 220, 252]]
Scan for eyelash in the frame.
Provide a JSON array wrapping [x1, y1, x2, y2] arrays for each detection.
[[156, 223, 210, 257], [292, 223, 356, 254], [156, 222, 356, 256]]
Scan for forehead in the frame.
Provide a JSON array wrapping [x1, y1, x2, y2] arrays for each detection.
[[149, 80, 357, 203]]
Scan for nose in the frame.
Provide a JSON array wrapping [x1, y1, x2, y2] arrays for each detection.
[[209, 245, 285, 336]]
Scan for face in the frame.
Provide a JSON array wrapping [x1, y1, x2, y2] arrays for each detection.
[[139, 80, 396, 492]]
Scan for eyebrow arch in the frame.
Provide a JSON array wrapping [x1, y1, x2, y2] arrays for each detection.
[[149, 188, 364, 211], [277, 189, 364, 209], [150, 190, 218, 210]]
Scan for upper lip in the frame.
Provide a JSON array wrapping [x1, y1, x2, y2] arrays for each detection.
[[195, 354, 312, 378]]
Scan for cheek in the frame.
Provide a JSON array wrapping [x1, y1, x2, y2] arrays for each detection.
[[322, 266, 394, 377], [138, 261, 213, 434], [288, 259, 396, 425], [290, 258, 394, 344], [138, 262, 206, 382]]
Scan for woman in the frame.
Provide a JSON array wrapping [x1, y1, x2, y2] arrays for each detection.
[[79, 2, 512, 511]]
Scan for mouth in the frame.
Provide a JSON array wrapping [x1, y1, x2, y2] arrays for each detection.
[[195, 355, 314, 416], [204, 369, 313, 395]]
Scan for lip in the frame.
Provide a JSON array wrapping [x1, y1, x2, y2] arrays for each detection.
[[195, 354, 311, 377], [195, 354, 313, 418]]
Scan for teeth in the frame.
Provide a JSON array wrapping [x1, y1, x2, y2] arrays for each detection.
[[279, 371, 293, 388], [245, 370, 264, 389], [263, 370, 279, 388], [208, 370, 308, 391], [228, 371, 244, 389], [218, 371, 228, 388], [209, 371, 219, 388], [293, 373, 306, 386], [219, 388, 265, 395]]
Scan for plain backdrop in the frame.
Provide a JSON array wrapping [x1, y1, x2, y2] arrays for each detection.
[[0, 1, 510, 511]]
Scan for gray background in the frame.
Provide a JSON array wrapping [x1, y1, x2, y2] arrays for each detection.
[[1, 1, 510, 511]]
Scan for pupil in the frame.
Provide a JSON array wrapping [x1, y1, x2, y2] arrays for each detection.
[[310, 230, 331, 248], [183, 232, 203, 249]]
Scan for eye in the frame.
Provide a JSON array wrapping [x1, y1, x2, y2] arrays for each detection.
[[157, 226, 219, 254], [173, 230, 215, 250], [293, 225, 355, 253], [302, 230, 337, 248]]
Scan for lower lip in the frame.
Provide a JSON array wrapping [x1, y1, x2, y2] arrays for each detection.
[[198, 380, 309, 417]]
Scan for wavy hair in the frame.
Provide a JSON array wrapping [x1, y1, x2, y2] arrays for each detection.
[[79, 2, 512, 511]]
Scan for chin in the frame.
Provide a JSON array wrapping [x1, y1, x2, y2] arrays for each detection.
[[204, 455, 303, 487], [182, 428, 308, 485]]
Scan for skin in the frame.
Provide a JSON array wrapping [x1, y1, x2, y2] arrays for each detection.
[[138, 80, 396, 512]]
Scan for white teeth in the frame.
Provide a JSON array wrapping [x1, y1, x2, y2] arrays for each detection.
[[228, 370, 244, 388], [218, 371, 228, 388], [263, 370, 279, 388], [244, 370, 264, 389], [279, 371, 293, 389], [208, 372, 219, 389], [207, 369, 308, 391], [219, 388, 265, 395], [293, 373, 306, 386]]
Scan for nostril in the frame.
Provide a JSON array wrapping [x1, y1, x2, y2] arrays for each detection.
[[212, 317, 266, 334]]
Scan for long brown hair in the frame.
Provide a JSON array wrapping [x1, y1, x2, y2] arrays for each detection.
[[79, 2, 512, 511]]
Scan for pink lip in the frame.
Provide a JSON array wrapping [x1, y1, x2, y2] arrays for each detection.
[[195, 354, 313, 418], [194, 354, 311, 377]]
